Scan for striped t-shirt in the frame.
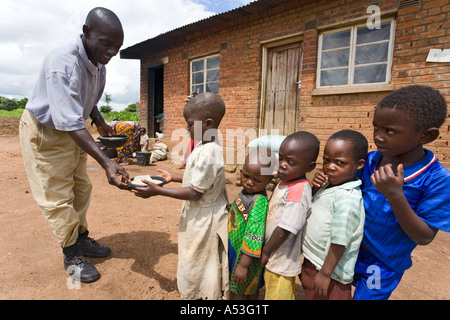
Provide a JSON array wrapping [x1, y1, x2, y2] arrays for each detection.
[[302, 180, 365, 284]]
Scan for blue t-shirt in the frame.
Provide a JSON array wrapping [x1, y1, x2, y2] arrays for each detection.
[[360, 149, 450, 273]]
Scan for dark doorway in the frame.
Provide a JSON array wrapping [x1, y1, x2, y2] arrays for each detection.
[[147, 65, 164, 137]]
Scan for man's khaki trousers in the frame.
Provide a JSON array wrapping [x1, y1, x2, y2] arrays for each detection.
[[19, 109, 91, 248]]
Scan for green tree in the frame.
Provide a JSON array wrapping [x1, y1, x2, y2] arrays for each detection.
[[104, 93, 111, 106], [0, 96, 19, 111], [99, 105, 112, 114], [100, 93, 112, 114], [17, 97, 28, 109], [124, 103, 136, 113]]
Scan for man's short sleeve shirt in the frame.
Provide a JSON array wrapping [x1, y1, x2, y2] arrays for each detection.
[[26, 35, 106, 131]]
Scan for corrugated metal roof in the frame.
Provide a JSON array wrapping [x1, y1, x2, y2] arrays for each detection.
[[120, 0, 288, 59]]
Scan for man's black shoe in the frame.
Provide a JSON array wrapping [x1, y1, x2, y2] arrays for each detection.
[[64, 256, 100, 283], [77, 231, 111, 258]]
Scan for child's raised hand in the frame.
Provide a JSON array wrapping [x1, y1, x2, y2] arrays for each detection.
[[370, 163, 404, 198], [157, 169, 173, 183], [312, 171, 328, 189]]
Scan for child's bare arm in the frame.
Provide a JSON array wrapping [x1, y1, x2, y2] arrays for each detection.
[[260, 227, 291, 267], [132, 182, 201, 201], [313, 243, 346, 296], [371, 163, 438, 245], [234, 253, 253, 284]]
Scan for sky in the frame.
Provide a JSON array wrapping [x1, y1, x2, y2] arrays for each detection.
[[0, 0, 254, 110]]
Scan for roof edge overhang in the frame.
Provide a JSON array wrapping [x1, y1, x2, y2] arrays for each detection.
[[120, 0, 289, 60]]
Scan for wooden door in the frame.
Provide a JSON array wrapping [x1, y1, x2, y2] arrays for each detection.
[[261, 42, 302, 136]]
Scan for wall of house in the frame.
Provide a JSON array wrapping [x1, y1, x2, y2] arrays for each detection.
[[139, 0, 450, 168]]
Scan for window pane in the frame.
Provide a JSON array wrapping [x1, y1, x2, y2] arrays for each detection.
[[321, 48, 350, 69], [322, 30, 351, 50], [191, 55, 220, 94], [355, 42, 389, 65], [192, 85, 204, 94], [207, 69, 219, 82], [206, 82, 219, 94], [192, 60, 204, 72], [320, 69, 348, 86], [192, 72, 204, 84], [357, 22, 391, 45], [206, 56, 220, 69], [354, 64, 387, 84]]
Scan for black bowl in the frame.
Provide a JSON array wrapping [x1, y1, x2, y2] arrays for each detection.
[[97, 135, 129, 148], [127, 175, 167, 189]]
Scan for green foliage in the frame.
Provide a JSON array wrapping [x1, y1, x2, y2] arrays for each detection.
[[103, 111, 140, 122], [17, 97, 28, 109], [100, 100, 140, 122], [0, 107, 25, 117], [124, 103, 136, 113], [0, 98, 18, 111], [0, 96, 28, 111], [99, 105, 112, 114], [104, 93, 112, 105], [0, 94, 139, 124]]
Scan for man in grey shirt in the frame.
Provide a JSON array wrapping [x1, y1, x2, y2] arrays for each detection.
[[20, 7, 128, 283]]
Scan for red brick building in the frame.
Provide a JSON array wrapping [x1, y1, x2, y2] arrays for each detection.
[[121, 0, 449, 167]]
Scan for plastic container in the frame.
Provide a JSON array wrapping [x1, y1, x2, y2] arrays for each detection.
[[136, 151, 152, 166], [96, 141, 117, 158]]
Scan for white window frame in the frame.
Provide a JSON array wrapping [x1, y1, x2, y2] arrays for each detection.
[[190, 54, 220, 95], [315, 19, 396, 93]]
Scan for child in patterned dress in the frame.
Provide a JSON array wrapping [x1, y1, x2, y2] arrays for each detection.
[[228, 148, 275, 300]]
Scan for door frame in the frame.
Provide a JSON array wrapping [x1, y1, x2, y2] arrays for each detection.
[[143, 56, 168, 137], [259, 34, 303, 136]]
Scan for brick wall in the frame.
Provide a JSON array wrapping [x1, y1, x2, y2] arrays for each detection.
[[139, 0, 449, 168], [392, 0, 450, 167]]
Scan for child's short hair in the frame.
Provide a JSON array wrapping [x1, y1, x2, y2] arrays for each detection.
[[377, 85, 447, 130], [184, 92, 226, 125], [284, 131, 320, 163], [329, 130, 368, 161]]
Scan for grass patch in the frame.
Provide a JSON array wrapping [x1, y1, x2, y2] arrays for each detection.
[[0, 108, 140, 124], [0, 108, 25, 117]]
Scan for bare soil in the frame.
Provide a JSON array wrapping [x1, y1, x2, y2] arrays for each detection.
[[0, 116, 448, 300]]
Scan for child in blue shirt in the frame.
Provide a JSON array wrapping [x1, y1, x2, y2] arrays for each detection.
[[353, 85, 450, 300]]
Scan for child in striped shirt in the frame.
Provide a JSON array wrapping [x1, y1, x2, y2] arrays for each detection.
[[301, 130, 368, 300]]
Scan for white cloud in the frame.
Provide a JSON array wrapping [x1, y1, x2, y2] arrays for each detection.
[[0, 0, 253, 110]]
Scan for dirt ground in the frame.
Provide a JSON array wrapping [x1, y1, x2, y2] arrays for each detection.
[[0, 116, 449, 300]]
